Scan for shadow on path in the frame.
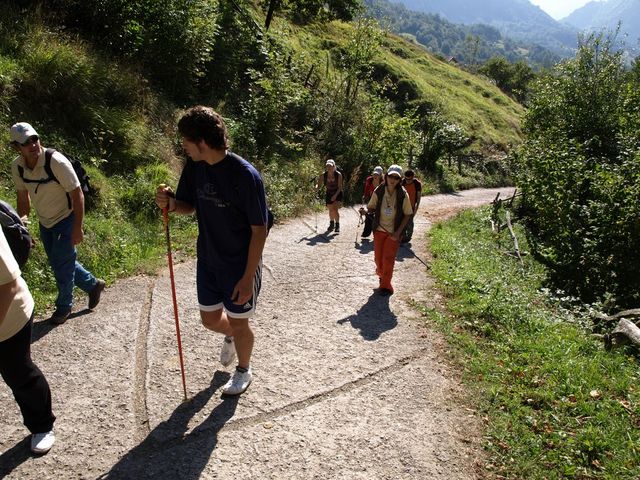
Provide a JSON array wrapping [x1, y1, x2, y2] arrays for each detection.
[[337, 292, 397, 341], [97, 371, 238, 480], [0, 436, 33, 477], [397, 244, 430, 269], [355, 238, 374, 254], [300, 231, 337, 246], [31, 309, 92, 343]]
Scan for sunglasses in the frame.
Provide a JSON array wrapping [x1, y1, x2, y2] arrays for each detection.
[[20, 135, 39, 147]]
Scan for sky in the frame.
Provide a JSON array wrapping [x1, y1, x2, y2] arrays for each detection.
[[528, 0, 598, 19]]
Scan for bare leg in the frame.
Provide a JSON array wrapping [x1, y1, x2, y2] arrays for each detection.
[[228, 316, 254, 369], [200, 309, 234, 336]]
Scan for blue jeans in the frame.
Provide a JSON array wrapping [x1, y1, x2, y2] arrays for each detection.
[[39, 213, 97, 312]]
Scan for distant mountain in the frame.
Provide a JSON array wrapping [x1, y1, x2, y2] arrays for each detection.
[[563, 0, 640, 46], [365, 0, 560, 67], [392, 0, 579, 55]]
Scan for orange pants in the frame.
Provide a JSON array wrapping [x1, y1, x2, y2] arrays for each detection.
[[373, 230, 400, 292]]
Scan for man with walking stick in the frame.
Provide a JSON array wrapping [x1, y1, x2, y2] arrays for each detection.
[[156, 106, 268, 396]]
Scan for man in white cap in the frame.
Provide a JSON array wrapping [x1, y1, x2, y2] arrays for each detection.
[[360, 166, 384, 238], [9, 122, 105, 324], [359, 164, 413, 295]]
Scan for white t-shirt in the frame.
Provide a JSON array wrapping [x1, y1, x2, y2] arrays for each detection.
[[0, 228, 34, 342], [11, 149, 80, 228]]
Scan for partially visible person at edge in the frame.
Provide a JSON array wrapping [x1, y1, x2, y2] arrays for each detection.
[[359, 165, 413, 296], [9, 123, 105, 324], [155, 106, 268, 396], [401, 169, 422, 243], [0, 227, 56, 454], [315, 159, 343, 233], [360, 165, 384, 239]]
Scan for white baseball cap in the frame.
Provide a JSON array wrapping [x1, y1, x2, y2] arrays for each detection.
[[373, 166, 383, 175], [10, 122, 39, 144], [325, 159, 336, 167], [387, 164, 403, 178]]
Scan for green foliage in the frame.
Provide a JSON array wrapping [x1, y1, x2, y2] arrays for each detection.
[[517, 34, 640, 308], [280, 0, 363, 24], [119, 163, 177, 220], [415, 112, 469, 173], [46, 0, 218, 100], [427, 208, 640, 479], [478, 56, 535, 102]]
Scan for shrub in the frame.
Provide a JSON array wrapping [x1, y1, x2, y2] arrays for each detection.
[[516, 34, 640, 308]]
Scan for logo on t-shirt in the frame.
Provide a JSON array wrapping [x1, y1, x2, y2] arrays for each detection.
[[197, 184, 230, 208]]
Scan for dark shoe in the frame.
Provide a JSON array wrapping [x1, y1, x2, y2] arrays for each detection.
[[334, 223, 340, 233], [88, 279, 106, 310], [378, 288, 393, 297], [49, 308, 71, 325], [327, 221, 335, 232]]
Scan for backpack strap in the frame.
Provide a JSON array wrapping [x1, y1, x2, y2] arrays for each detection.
[[372, 184, 406, 233], [394, 187, 407, 232], [16, 150, 56, 193], [44, 149, 61, 185], [44, 148, 72, 210]]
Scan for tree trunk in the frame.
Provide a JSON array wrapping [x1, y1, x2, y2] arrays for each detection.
[[265, 0, 279, 31]]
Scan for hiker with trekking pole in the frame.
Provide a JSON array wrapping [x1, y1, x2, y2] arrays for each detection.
[[360, 165, 384, 240], [155, 106, 269, 396], [315, 159, 343, 233], [359, 165, 413, 296]]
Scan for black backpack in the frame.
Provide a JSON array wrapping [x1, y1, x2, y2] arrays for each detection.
[[17, 148, 95, 209], [0, 200, 32, 268]]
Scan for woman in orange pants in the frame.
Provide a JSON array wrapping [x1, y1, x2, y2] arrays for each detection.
[[359, 165, 413, 296]]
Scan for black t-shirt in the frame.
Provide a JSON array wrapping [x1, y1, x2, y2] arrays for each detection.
[[176, 152, 268, 269]]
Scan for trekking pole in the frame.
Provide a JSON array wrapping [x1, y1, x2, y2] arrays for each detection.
[[160, 189, 188, 402], [351, 205, 364, 246]]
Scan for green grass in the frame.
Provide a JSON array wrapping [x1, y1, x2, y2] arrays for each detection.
[[424, 208, 640, 479]]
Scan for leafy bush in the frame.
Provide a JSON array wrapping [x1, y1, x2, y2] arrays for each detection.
[[516, 34, 640, 308], [46, 0, 218, 100]]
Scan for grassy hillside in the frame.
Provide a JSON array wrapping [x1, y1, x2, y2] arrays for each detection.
[[280, 19, 523, 152], [375, 32, 523, 149]]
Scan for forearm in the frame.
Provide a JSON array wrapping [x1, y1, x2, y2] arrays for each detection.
[[395, 215, 411, 236], [243, 226, 267, 279], [16, 192, 30, 218], [71, 190, 85, 228], [168, 197, 195, 216]]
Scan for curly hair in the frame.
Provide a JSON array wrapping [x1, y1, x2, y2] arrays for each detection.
[[177, 106, 229, 150]]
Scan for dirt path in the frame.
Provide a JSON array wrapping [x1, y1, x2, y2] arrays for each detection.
[[0, 187, 514, 479]]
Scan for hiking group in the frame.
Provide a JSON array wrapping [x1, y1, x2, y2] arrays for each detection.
[[316, 159, 423, 296], [1, 105, 423, 457]]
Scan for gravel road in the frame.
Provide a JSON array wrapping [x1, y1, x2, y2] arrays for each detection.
[[0, 187, 514, 479]]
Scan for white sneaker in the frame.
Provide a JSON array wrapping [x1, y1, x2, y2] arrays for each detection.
[[219, 336, 236, 367], [222, 368, 253, 395], [31, 430, 55, 454]]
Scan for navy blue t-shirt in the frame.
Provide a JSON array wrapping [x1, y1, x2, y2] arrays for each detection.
[[175, 152, 268, 269]]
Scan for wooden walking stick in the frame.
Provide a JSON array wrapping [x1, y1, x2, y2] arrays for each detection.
[[160, 186, 188, 402]]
